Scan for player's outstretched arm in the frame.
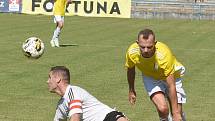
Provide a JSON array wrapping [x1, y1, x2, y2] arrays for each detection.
[[166, 74, 182, 121]]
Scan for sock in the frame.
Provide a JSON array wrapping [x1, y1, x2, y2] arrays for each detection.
[[168, 112, 173, 121], [160, 118, 168, 121], [52, 27, 61, 40], [182, 112, 186, 121]]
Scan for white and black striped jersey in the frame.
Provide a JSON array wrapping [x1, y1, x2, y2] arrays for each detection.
[[54, 85, 114, 121]]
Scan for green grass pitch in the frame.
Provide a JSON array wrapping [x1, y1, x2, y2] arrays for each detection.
[[0, 13, 215, 121]]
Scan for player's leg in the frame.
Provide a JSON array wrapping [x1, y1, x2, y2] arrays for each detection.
[[51, 16, 64, 47], [52, 21, 62, 47], [142, 75, 169, 121], [151, 92, 169, 121]]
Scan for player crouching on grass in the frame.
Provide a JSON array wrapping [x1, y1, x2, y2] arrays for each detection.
[[125, 29, 186, 121], [47, 66, 130, 121]]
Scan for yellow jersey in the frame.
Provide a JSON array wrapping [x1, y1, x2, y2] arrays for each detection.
[[53, 0, 67, 16], [125, 41, 184, 80]]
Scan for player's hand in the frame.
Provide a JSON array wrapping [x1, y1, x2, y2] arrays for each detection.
[[128, 90, 136, 105], [172, 112, 182, 121]]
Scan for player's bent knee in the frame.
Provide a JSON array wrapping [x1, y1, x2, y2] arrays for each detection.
[[157, 104, 169, 114], [57, 22, 64, 28]]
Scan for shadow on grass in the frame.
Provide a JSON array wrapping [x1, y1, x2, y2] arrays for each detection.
[[60, 44, 79, 47]]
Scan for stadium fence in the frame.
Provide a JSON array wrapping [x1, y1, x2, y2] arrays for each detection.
[[131, 0, 215, 20]]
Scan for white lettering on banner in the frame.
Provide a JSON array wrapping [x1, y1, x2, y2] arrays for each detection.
[[0, 1, 4, 7], [32, 0, 121, 15]]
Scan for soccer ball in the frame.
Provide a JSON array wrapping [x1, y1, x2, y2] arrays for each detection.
[[22, 37, 45, 59]]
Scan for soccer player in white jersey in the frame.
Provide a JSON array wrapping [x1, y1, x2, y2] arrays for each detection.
[[125, 29, 186, 121], [50, 0, 71, 47], [47, 66, 129, 121]]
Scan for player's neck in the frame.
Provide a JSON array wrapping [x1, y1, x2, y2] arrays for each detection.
[[58, 83, 69, 97]]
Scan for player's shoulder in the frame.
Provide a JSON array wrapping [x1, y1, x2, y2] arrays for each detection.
[[70, 85, 83, 91], [155, 41, 173, 60], [64, 85, 81, 96], [127, 42, 139, 55], [70, 85, 89, 94], [64, 85, 87, 100]]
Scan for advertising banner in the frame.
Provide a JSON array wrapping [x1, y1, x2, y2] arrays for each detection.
[[0, 0, 22, 13], [0, 0, 7, 12], [22, 0, 53, 15], [9, 0, 22, 12], [22, 0, 131, 18]]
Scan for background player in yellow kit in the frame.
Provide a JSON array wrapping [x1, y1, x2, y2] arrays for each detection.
[[125, 29, 186, 121], [50, 0, 71, 47]]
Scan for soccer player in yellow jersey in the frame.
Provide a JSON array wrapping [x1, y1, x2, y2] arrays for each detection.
[[125, 29, 186, 121], [50, 0, 71, 47]]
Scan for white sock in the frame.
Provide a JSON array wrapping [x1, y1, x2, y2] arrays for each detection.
[[160, 118, 168, 121], [165, 112, 185, 121], [168, 113, 173, 121], [52, 27, 61, 40], [182, 112, 186, 121]]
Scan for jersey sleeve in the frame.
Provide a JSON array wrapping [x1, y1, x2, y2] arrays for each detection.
[[125, 43, 140, 69], [67, 88, 83, 117], [68, 100, 82, 117], [125, 49, 135, 69]]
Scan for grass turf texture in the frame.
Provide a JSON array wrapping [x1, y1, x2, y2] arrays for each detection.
[[0, 13, 215, 121]]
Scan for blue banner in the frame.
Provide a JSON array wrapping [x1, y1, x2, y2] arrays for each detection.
[[0, 0, 8, 12]]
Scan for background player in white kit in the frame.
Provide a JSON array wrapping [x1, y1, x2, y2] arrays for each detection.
[[47, 66, 129, 121]]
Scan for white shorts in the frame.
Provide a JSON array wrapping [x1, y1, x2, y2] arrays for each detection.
[[142, 75, 186, 103], [53, 15, 64, 23]]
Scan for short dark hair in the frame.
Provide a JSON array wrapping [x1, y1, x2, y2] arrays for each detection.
[[50, 66, 70, 83], [138, 29, 155, 41]]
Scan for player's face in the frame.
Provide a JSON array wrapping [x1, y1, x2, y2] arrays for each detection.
[[47, 71, 59, 93], [137, 34, 156, 58]]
